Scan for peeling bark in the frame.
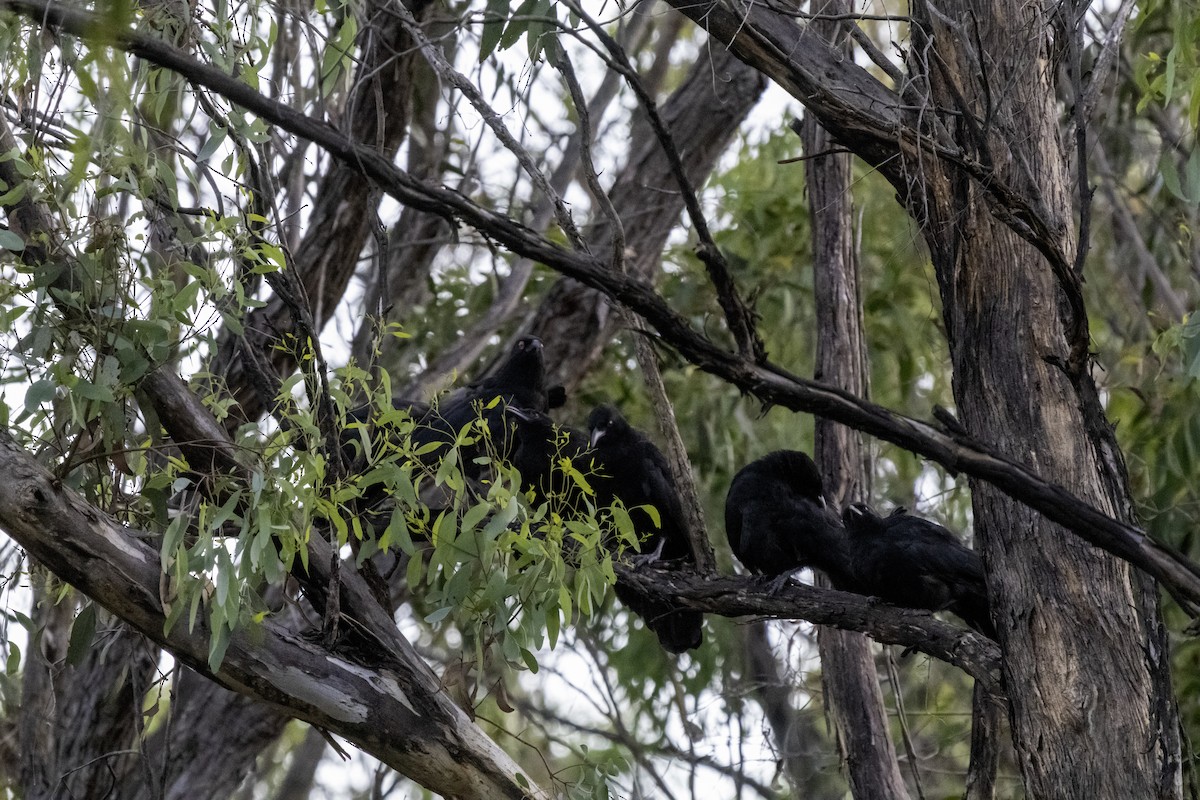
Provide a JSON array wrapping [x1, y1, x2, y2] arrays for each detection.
[[904, 3, 1181, 796], [0, 431, 547, 800]]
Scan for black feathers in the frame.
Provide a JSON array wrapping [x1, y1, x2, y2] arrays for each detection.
[[842, 503, 995, 638], [723, 449, 993, 637], [505, 406, 590, 505], [417, 335, 550, 454], [724, 450, 851, 589], [587, 405, 702, 653]]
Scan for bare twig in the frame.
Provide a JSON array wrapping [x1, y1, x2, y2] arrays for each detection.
[[381, 0, 585, 250], [558, 0, 764, 361], [554, 43, 717, 572]]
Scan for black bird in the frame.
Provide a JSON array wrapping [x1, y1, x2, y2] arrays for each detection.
[[505, 406, 591, 506], [586, 405, 702, 654], [342, 336, 551, 518], [842, 503, 995, 638], [417, 335, 551, 451], [724, 450, 852, 592], [342, 397, 431, 470], [342, 336, 550, 473]]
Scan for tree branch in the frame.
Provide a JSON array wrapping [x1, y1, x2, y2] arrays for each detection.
[[612, 563, 1004, 699], [6, 0, 1200, 613], [0, 429, 547, 800]]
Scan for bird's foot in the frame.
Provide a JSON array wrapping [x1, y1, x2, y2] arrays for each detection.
[[627, 538, 667, 567], [764, 571, 797, 595]]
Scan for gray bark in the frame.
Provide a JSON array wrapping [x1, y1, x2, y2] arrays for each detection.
[[904, 3, 1182, 796], [0, 431, 547, 800], [803, 7, 910, 793]]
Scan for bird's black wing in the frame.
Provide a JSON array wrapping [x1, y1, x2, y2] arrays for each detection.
[[506, 407, 590, 505], [413, 337, 550, 475], [848, 507, 994, 636], [631, 437, 691, 561], [586, 405, 703, 653]]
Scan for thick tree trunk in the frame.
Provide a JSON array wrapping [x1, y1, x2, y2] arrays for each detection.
[[906, 3, 1182, 796]]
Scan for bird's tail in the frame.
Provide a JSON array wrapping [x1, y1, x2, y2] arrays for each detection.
[[614, 584, 703, 653], [952, 593, 997, 640]]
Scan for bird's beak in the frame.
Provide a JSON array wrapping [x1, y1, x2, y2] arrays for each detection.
[[589, 429, 605, 448]]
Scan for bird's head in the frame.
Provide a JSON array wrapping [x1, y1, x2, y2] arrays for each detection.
[[509, 336, 544, 371], [586, 404, 629, 448], [765, 450, 827, 502], [486, 335, 547, 404]]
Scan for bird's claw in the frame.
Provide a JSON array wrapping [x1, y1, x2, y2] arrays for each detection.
[[764, 571, 796, 595], [628, 538, 667, 568]]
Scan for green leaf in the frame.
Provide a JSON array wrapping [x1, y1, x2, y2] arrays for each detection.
[[1162, 153, 1186, 201], [0, 228, 23, 252], [208, 624, 231, 673], [66, 604, 98, 667], [24, 378, 56, 412], [479, 0, 510, 61], [499, 0, 536, 52], [5, 640, 20, 675], [196, 128, 227, 162]]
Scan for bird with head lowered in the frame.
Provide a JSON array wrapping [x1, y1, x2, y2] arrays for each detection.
[[841, 503, 995, 638], [724, 450, 852, 592]]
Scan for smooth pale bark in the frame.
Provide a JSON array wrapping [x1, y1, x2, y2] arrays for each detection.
[[0, 431, 548, 800]]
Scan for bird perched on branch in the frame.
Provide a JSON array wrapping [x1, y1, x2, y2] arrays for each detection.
[[842, 503, 995, 638], [416, 335, 551, 455], [341, 336, 555, 517], [586, 405, 702, 653], [724, 450, 852, 592]]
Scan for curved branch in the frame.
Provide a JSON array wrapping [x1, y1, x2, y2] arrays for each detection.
[[0, 430, 547, 800], [558, 0, 763, 360], [612, 563, 1003, 699]]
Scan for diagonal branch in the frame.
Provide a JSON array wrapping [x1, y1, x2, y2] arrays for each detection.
[[0, 429, 548, 800], [612, 563, 1003, 699], [382, 0, 585, 250], [558, 0, 763, 361]]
